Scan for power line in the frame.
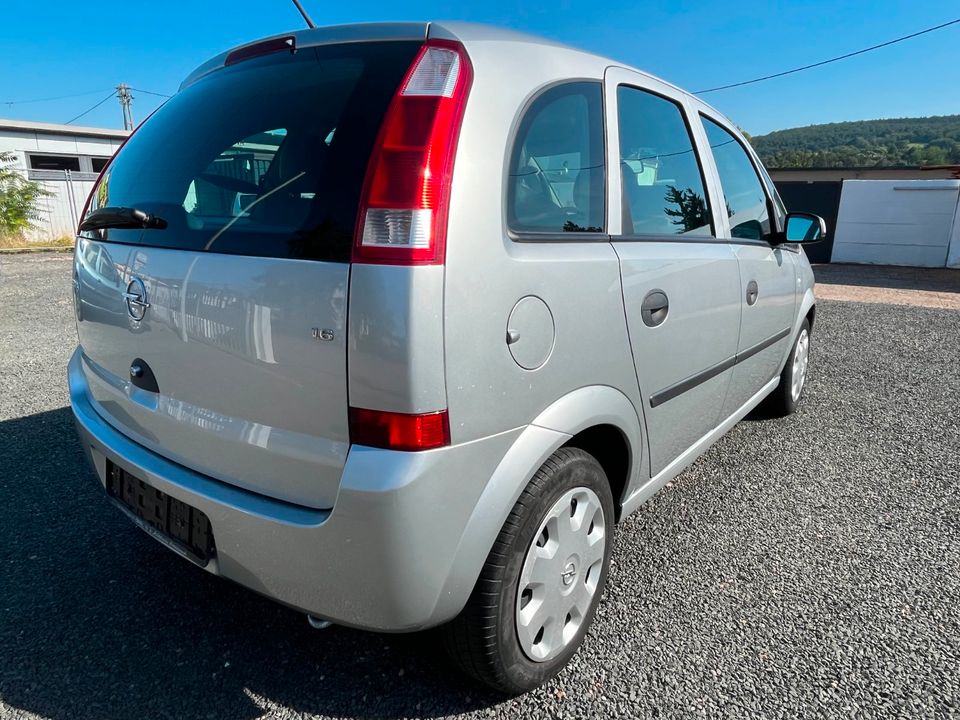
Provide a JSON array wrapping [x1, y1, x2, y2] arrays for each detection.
[[53, 85, 170, 128], [129, 87, 172, 98], [2, 86, 171, 109], [696, 17, 960, 94], [64, 91, 116, 125], [2, 88, 112, 106]]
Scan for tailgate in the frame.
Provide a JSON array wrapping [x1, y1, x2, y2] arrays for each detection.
[[73, 39, 423, 507], [76, 241, 349, 508]]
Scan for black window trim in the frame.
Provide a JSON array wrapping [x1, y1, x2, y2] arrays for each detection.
[[505, 78, 609, 243], [698, 111, 783, 242], [610, 233, 774, 248], [612, 82, 718, 242]]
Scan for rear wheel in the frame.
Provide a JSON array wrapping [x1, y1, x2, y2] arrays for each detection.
[[763, 319, 811, 416], [443, 447, 614, 694]]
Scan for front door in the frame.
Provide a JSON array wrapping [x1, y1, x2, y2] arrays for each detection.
[[605, 69, 742, 477]]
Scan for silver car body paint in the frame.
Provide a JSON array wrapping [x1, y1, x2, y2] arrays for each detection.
[[70, 21, 816, 631]]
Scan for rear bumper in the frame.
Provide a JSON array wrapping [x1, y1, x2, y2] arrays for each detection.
[[69, 348, 524, 632]]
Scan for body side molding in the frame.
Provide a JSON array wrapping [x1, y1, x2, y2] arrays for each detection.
[[649, 328, 791, 408]]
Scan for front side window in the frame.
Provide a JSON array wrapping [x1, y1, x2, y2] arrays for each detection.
[[702, 117, 772, 241], [757, 161, 786, 229], [617, 86, 712, 237], [507, 82, 605, 234]]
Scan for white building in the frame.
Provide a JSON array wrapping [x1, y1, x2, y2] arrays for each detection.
[[832, 180, 960, 268], [0, 119, 129, 241]]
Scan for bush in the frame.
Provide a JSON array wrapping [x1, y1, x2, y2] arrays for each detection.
[[0, 151, 52, 237]]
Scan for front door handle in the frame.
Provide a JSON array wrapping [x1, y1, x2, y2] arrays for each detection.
[[746, 280, 759, 306], [641, 290, 669, 327]]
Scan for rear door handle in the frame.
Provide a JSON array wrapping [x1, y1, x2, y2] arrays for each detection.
[[641, 290, 669, 327], [746, 280, 759, 306]]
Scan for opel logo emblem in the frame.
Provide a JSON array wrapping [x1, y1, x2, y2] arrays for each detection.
[[123, 277, 150, 321]]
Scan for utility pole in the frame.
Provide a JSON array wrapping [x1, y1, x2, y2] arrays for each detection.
[[116, 84, 134, 131]]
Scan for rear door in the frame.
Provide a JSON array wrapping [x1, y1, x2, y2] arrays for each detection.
[[74, 40, 422, 509], [605, 68, 742, 477], [697, 113, 797, 416]]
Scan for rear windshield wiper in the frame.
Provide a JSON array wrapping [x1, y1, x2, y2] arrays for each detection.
[[79, 206, 168, 231]]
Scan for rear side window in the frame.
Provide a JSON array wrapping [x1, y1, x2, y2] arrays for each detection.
[[85, 41, 421, 261], [617, 86, 712, 237], [507, 82, 605, 235], [702, 117, 772, 241]]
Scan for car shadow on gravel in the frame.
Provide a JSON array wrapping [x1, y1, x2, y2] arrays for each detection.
[[0, 407, 504, 720]]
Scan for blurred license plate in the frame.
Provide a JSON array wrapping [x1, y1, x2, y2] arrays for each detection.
[[106, 461, 215, 564]]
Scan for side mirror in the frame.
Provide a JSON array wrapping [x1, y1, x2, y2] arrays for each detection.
[[782, 212, 826, 244]]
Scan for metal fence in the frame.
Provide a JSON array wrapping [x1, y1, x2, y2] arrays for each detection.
[[23, 169, 98, 243]]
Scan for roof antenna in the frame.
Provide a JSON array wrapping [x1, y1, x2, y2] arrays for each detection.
[[290, 0, 317, 28]]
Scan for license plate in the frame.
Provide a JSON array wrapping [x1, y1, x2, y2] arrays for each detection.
[[106, 461, 215, 564]]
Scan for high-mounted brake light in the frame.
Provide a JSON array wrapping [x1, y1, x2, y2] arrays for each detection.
[[352, 40, 473, 265], [225, 36, 296, 66], [349, 407, 450, 451]]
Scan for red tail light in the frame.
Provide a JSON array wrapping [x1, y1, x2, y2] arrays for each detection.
[[352, 40, 473, 265], [349, 407, 450, 451]]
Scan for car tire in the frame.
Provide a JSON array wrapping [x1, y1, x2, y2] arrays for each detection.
[[762, 318, 811, 417], [443, 447, 615, 694]]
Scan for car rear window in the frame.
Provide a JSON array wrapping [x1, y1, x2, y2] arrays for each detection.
[[84, 41, 421, 262]]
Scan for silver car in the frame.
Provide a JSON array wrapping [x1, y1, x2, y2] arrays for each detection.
[[70, 22, 822, 693]]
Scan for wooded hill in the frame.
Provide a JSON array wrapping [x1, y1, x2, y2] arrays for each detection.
[[749, 114, 960, 168]]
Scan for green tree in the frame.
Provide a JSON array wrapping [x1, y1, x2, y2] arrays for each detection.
[[0, 151, 52, 239], [663, 185, 709, 233], [750, 114, 960, 168]]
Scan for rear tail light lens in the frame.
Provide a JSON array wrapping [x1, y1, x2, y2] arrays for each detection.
[[361, 208, 432, 249], [349, 407, 450, 451], [402, 45, 462, 96], [352, 40, 473, 265]]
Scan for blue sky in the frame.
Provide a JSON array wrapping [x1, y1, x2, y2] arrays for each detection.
[[1, 0, 958, 136]]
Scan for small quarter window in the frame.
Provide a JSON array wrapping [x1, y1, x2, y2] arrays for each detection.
[[702, 117, 772, 241], [757, 160, 786, 230], [507, 82, 605, 234], [616, 86, 712, 237]]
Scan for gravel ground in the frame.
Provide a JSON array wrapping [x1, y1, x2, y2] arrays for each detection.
[[1, 254, 958, 720]]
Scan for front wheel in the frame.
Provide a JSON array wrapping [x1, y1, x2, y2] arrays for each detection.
[[443, 447, 615, 694], [763, 318, 811, 416]]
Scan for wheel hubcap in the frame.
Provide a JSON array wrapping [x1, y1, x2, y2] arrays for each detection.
[[791, 328, 809, 402], [515, 487, 606, 663]]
